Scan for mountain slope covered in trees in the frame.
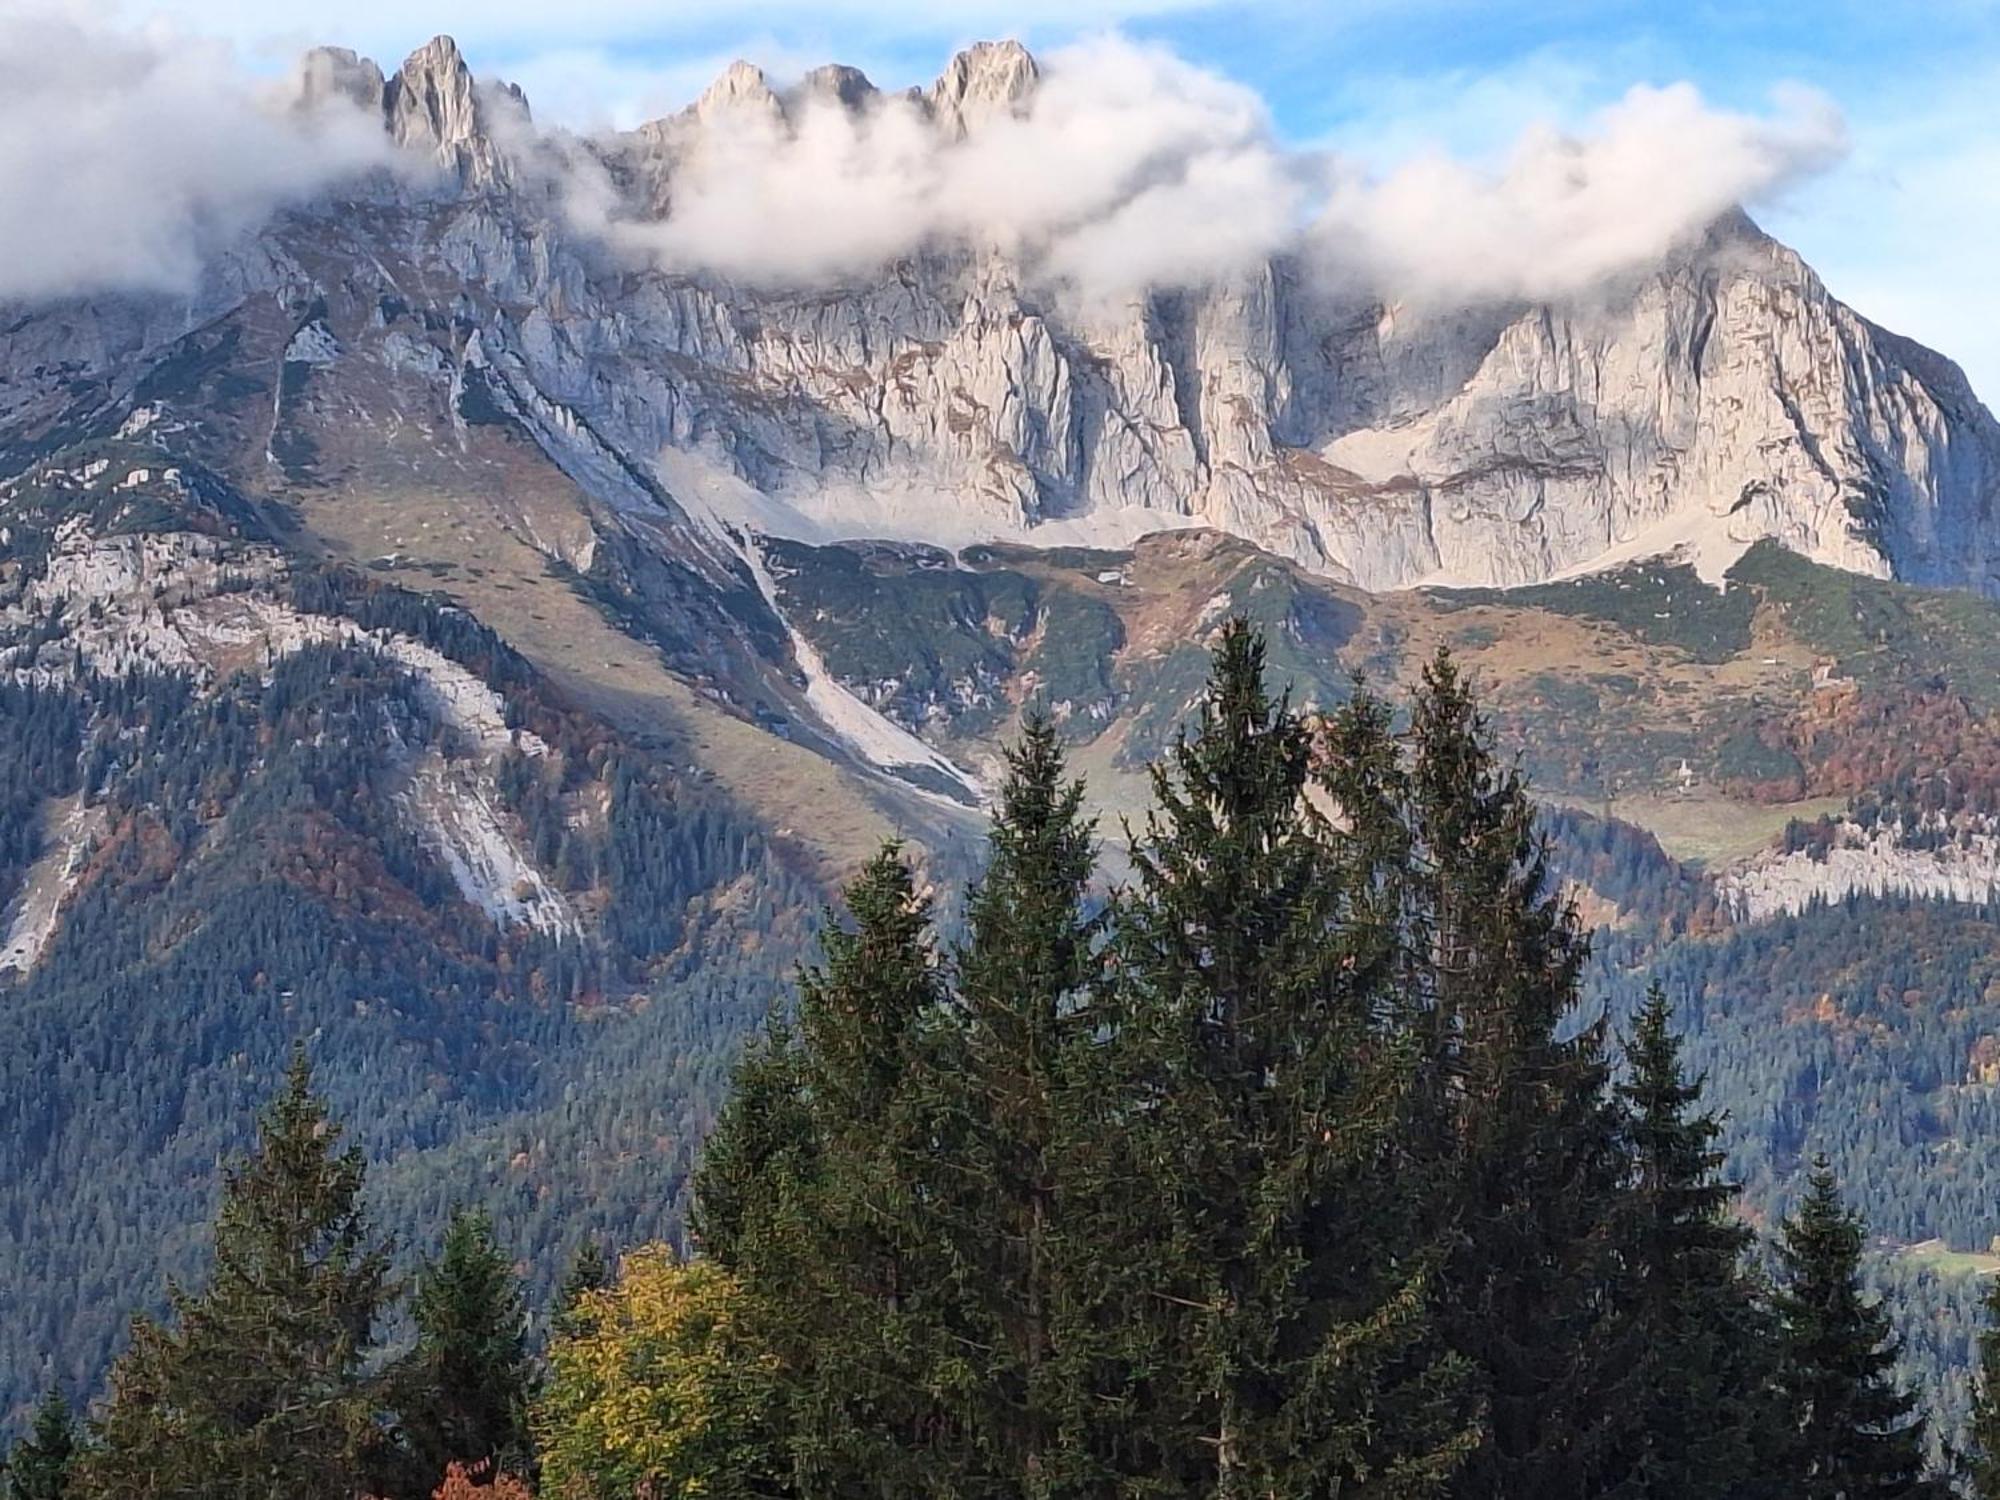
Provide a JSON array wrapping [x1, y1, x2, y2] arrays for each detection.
[[17, 436, 2000, 1440], [12, 629, 1983, 1500]]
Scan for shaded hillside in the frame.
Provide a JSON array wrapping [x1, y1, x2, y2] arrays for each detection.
[[0, 459, 832, 1418]]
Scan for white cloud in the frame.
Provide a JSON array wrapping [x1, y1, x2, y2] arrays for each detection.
[[559, 39, 1843, 308], [0, 11, 1851, 315], [0, 9, 393, 303], [572, 36, 1307, 301], [1310, 81, 1849, 303]]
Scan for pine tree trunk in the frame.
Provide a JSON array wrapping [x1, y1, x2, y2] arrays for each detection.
[[1027, 1186, 1046, 1494], [1218, 1400, 1240, 1500], [1216, 1279, 1242, 1500]]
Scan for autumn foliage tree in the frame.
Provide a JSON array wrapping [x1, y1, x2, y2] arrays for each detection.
[[534, 1247, 786, 1500], [429, 1461, 532, 1500]]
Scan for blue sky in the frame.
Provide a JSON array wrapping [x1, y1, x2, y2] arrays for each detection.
[[123, 0, 2000, 399]]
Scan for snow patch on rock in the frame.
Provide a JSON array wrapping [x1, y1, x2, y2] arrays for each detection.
[[401, 754, 578, 937], [284, 321, 341, 365], [0, 797, 105, 974], [740, 537, 981, 801]]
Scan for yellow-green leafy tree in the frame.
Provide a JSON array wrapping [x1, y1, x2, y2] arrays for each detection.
[[534, 1247, 787, 1499]]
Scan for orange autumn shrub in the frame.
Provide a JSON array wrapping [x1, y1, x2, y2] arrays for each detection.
[[433, 1458, 534, 1499]]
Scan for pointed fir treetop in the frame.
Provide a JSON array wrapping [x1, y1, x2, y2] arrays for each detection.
[[412, 1208, 528, 1379], [796, 843, 939, 1127], [75, 1044, 395, 1499], [558, 1238, 610, 1318], [1407, 645, 1544, 892], [1621, 984, 1738, 1229], [1404, 641, 1584, 1044], [402, 1206, 535, 1483], [957, 705, 1099, 1027], [1316, 679, 1408, 851], [1124, 617, 1323, 1017], [1156, 616, 1310, 841], [5, 1387, 75, 1500], [1411, 647, 1486, 822], [923, 707, 1110, 1489], [711, 842, 956, 1496], [686, 1029, 814, 1271], [1780, 1160, 1869, 1293], [977, 707, 1094, 907], [1401, 643, 1619, 1499], [1775, 1159, 1938, 1498], [1314, 681, 1416, 1008], [551, 1234, 614, 1340], [1606, 984, 1770, 1500], [213, 1042, 380, 1298]]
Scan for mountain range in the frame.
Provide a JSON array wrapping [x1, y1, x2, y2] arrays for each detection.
[[8, 32, 2000, 1426]]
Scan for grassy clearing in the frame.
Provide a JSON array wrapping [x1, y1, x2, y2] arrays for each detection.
[[1557, 791, 1849, 868], [1897, 1239, 2000, 1277], [1434, 560, 1758, 665], [285, 471, 910, 876]]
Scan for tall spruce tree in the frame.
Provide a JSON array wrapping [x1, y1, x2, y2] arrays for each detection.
[[1402, 650, 1628, 1500], [1111, 621, 1476, 1498], [396, 1208, 535, 1489], [1315, 680, 1486, 1490], [692, 846, 953, 1498], [690, 1025, 816, 1274], [552, 1238, 611, 1342], [6, 1388, 76, 1500], [1773, 1163, 1942, 1500], [74, 1047, 393, 1500], [927, 710, 1105, 1494], [1609, 985, 1773, 1500], [559, 1240, 608, 1310], [1966, 1271, 2000, 1497]]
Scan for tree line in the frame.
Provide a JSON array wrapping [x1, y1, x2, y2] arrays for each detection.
[[11, 623, 2000, 1498]]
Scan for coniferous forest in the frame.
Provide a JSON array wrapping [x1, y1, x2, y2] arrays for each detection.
[[8, 623, 1998, 1498]]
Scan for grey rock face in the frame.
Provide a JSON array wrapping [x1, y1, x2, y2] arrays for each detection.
[[294, 47, 387, 116], [3, 39, 1997, 598], [926, 41, 1039, 138], [384, 35, 520, 187]]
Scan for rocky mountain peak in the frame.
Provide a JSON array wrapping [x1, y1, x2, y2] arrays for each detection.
[[9, 37, 2000, 603], [927, 40, 1038, 138], [292, 46, 388, 116], [383, 34, 516, 186], [792, 63, 878, 113], [693, 60, 785, 125]]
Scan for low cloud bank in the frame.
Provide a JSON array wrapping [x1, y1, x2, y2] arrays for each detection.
[[563, 37, 1847, 305], [0, 20, 1846, 308], [1312, 81, 1848, 303], [575, 41, 1308, 299], [0, 12, 391, 303]]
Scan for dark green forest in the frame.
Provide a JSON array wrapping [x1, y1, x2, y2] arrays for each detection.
[[0, 557, 827, 1423], [10, 623, 2000, 1499]]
